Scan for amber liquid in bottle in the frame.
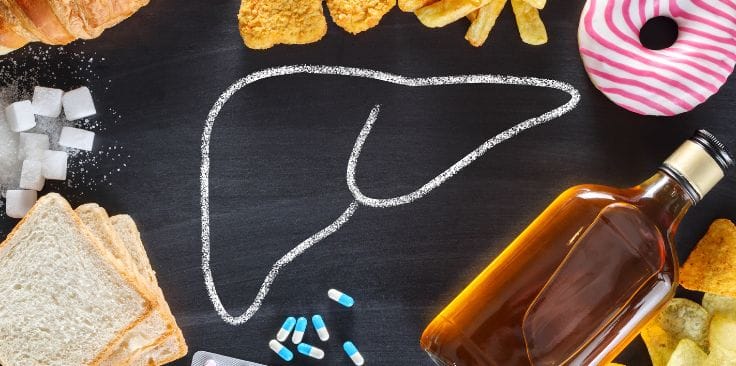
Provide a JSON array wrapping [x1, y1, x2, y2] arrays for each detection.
[[421, 131, 734, 366]]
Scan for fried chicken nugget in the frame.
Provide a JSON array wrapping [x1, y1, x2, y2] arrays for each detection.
[[238, 0, 327, 49], [327, 0, 396, 34]]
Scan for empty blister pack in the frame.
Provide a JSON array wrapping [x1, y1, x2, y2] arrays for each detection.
[[192, 351, 267, 366]]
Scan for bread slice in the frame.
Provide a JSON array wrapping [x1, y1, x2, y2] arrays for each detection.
[[75, 204, 173, 366], [0, 193, 154, 366], [110, 214, 188, 365]]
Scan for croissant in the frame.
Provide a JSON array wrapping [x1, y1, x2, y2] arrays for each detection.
[[0, 0, 148, 54]]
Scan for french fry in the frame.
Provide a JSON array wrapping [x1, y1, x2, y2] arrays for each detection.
[[510, 0, 547, 45], [399, 0, 438, 12], [523, 0, 546, 9], [465, 0, 507, 47], [415, 0, 494, 28], [467, 9, 479, 21]]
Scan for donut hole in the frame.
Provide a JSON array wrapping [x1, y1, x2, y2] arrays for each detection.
[[639, 16, 679, 50]]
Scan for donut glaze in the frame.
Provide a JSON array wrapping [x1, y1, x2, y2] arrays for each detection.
[[578, 0, 736, 116]]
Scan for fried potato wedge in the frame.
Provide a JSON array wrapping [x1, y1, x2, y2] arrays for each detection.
[[415, 0, 494, 28], [681, 219, 736, 298], [465, 0, 507, 47], [510, 0, 547, 45], [523, 0, 546, 9], [399, 0, 437, 11]]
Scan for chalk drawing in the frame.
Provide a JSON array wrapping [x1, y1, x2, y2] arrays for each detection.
[[201, 65, 580, 325]]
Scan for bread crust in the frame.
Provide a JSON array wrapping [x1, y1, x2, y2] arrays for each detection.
[[5, 0, 74, 44], [109, 214, 188, 365], [0, 193, 157, 366], [0, 0, 149, 52], [73, 0, 149, 38], [75, 205, 172, 366]]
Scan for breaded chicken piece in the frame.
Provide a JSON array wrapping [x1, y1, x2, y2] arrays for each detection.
[[238, 0, 327, 49], [326, 0, 396, 34]]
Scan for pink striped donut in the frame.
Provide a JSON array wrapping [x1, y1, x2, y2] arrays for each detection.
[[578, 0, 736, 116]]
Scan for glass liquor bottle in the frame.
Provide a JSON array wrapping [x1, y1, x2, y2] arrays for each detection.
[[420, 130, 733, 366]]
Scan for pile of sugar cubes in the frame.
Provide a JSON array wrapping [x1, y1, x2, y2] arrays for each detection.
[[1, 86, 96, 218]]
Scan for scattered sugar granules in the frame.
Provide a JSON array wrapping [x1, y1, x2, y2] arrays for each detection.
[[0, 45, 129, 216]]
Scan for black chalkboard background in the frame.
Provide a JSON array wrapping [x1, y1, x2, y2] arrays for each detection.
[[1, 1, 736, 365]]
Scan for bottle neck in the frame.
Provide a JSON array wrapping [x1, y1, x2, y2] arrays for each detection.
[[632, 170, 694, 234]]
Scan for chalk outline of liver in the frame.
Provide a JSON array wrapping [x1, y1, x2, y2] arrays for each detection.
[[201, 65, 581, 326]]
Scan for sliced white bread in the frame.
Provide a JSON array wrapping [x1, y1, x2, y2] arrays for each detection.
[[75, 204, 173, 366], [111, 214, 188, 365], [0, 193, 154, 366]]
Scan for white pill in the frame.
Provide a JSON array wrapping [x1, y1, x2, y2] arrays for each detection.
[[291, 317, 307, 344], [5, 190, 36, 218], [62, 86, 96, 121], [18, 132, 50, 161], [32, 86, 63, 117], [204, 360, 217, 366], [42, 150, 68, 180], [19, 160, 44, 191], [5, 100, 35, 132], [58, 126, 95, 151]]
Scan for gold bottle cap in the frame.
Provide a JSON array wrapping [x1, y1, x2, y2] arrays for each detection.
[[662, 130, 733, 202]]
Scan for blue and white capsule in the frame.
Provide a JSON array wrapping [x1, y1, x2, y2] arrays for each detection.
[[291, 317, 308, 344], [297, 343, 325, 360], [343, 341, 365, 366], [276, 316, 296, 342], [328, 288, 355, 307], [311, 314, 330, 341], [269, 339, 294, 362]]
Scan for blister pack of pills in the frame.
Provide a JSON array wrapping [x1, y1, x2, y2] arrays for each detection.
[[191, 351, 267, 366]]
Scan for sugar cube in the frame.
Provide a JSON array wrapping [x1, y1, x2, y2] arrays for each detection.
[[42, 150, 68, 180], [32, 86, 63, 117], [18, 132, 50, 161], [5, 100, 36, 132], [59, 126, 95, 151], [5, 190, 37, 218], [19, 160, 44, 191], [0, 112, 20, 188], [62, 87, 96, 121]]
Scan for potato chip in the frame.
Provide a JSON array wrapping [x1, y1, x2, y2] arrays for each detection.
[[658, 298, 710, 348], [704, 344, 736, 366], [641, 298, 710, 366], [710, 314, 736, 352], [666, 339, 707, 366], [465, 0, 506, 46], [415, 0, 494, 28], [509, 0, 547, 45], [702, 292, 736, 319], [641, 323, 679, 366], [523, 0, 545, 9], [681, 219, 736, 298], [399, 0, 437, 11]]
